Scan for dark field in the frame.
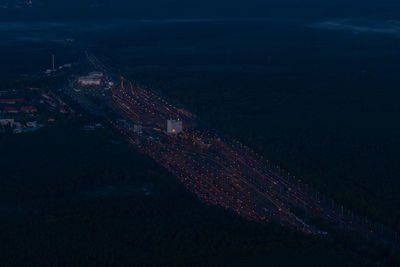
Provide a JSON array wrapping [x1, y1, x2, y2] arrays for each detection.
[[0, 122, 376, 266], [1, 16, 400, 265]]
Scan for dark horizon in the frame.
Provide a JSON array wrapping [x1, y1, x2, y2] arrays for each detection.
[[2, 0, 400, 21]]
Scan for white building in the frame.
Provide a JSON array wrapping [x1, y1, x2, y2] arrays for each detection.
[[0, 118, 14, 127], [167, 120, 182, 134], [78, 77, 102, 86], [26, 121, 38, 128], [78, 72, 104, 86]]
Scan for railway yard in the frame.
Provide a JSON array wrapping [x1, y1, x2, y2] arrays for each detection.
[[65, 53, 399, 247], [109, 78, 398, 245]]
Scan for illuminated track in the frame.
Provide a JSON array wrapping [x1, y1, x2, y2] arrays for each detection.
[[109, 83, 340, 235], [82, 52, 399, 245]]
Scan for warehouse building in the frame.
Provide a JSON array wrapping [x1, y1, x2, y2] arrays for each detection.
[[78, 72, 104, 86]]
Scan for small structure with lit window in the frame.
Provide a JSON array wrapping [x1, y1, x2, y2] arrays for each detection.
[[133, 124, 143, 135], [167, 119, 182, 134]]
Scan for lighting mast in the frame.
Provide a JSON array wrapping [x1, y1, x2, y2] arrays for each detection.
[[120, 76, 124, 90]]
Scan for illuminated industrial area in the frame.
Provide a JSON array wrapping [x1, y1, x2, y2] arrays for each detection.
[[65, 53, 398, 246]]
